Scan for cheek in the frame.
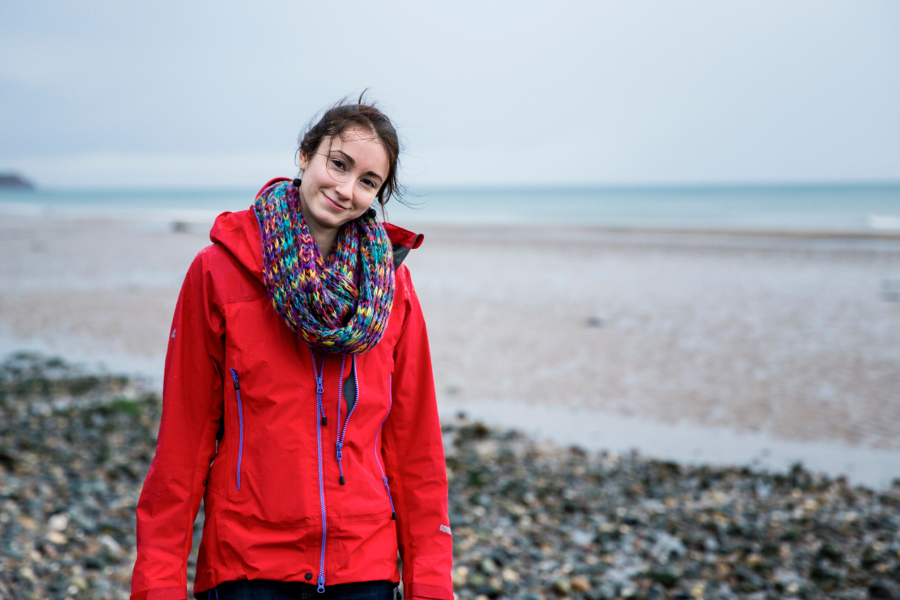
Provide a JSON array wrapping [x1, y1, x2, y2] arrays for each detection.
[[299, 175, 316, 199], [351, 193, 377, 215]]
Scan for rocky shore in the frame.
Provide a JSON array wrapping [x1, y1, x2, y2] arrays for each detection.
[[1, 354, 898, 600], [445, 422, 900, 600], [0, 354, 160, 600]]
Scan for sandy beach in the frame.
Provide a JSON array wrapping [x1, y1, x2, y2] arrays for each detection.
[[2, 213, 899, 484]]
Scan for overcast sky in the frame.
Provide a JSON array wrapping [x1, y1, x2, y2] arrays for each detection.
[[1, 1, 899, 189]]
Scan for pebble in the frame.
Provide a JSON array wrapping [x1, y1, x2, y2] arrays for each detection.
[[552, 578, 572, 596], [2, 353, 900, 599]]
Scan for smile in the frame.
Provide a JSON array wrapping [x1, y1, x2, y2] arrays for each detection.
[[323, 194, 348, 211]]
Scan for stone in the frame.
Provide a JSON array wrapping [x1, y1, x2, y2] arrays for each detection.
[[552, 578, 571, 596], [46, 531, 68, 545], [452, 566, 469, 588], [500, 568, 520, 583], [478, 558, 498, 575], [570, 575, 591, 593]]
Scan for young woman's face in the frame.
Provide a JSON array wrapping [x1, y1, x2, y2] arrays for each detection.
[[297, 126, 389, 234]]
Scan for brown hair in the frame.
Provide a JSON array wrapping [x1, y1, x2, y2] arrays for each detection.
[[298, 94, 403, 206]]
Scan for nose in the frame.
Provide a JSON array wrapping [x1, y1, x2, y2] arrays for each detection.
[[334, 178, 354, 201]]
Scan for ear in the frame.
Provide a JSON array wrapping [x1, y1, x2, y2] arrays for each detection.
[[298, 150, 310, 172]]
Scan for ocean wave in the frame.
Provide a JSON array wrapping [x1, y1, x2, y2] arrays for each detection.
[[868, 214, 900, 230]]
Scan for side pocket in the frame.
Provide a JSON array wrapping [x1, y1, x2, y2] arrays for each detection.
[[373, 373, 396, 520], [229, 368, 245, 491]]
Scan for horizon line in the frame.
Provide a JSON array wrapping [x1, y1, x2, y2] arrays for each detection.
[[3, 178, 900, 195]]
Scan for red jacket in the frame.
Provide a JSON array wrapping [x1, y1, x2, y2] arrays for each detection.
[[131, 195, 453, 599]]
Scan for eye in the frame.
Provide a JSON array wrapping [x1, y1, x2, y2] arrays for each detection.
[[360, 178, 378, 189], [329, 158, 348, 173]]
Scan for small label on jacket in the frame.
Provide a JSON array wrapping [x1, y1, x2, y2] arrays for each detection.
[[439, 524, 451, 535]]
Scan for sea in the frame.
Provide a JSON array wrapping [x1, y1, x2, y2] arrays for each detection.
[[2, 182, 900, 234]]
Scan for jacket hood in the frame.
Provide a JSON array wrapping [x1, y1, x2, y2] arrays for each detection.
[[209, 202, 424, 283], [210, 209, 265, 281]]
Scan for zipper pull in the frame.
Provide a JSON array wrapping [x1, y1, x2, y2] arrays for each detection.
[[316, 376, 326, 425], [317, 574, 325, 594], [336, 442, 346, 485]]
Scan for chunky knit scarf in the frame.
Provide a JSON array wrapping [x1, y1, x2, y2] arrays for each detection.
[[253, 180, 395, 354]]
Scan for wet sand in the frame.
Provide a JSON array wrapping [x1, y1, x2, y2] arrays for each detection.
[[2, 214, 899, 484]]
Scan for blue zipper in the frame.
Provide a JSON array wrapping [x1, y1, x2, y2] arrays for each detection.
[[309, 348, 327, 593], [373, 373, 397, 520], [335, 355, 359, 485], [228, 369, 244, 491], [335, 355, 346, 484]]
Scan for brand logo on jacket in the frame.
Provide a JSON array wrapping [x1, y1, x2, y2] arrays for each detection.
[[439, 525, 451, 535]]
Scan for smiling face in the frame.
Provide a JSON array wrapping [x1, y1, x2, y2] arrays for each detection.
[[296, 126, 390, 242]]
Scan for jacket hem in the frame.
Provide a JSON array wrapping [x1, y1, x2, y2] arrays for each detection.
[[131, 586, 187, 600], [407, 583, 451, 600]]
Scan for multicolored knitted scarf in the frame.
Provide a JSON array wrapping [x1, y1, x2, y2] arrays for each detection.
[[253, 180, 395, 354]]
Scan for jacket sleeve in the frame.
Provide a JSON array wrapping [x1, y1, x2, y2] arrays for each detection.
[[382, 268, 453, 600], [131, 250, 225, 600]]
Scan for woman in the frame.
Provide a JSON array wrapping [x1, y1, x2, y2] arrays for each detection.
[[130, 101, 453, 600]]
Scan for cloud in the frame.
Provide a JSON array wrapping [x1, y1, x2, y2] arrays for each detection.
[[1, 0, 899, 186]]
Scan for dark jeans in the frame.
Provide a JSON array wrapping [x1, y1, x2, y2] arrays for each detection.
[[201, 580, 396, 600]]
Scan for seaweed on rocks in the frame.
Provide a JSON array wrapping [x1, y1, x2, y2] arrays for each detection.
[[0, 353, 163, 600]]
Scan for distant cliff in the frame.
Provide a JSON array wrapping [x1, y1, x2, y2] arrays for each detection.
[[0, 173, 36, 190]]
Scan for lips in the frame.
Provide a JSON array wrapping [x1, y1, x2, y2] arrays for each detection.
[[323, 194, 348, 211]]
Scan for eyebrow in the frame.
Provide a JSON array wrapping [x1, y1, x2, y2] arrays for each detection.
[[331, 149, 385, 182]]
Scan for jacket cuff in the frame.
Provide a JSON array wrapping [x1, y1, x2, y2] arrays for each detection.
[[130, 586, 187, 600], [407, 583, 452, 600]]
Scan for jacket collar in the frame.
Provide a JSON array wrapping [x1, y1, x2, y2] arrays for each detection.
[[209, 203, 424, 283]]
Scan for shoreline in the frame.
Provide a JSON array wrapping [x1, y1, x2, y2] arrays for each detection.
[[437, 400, 900, 490], [3, 202, 900, 240], [411, 222, 900, 242]]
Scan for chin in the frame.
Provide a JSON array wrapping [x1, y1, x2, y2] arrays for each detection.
[[313, 208, 357, 230]]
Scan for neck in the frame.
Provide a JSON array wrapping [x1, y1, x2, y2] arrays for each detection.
[[308, 221, 338, 260], [298, 193, 338, 260]]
